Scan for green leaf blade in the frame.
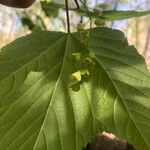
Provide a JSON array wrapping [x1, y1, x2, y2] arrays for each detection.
[[0, 27, 150, 150], [88, 27, 150, 150]]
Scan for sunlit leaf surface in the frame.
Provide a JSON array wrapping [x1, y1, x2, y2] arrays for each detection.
[[0, 27, 150, 150]]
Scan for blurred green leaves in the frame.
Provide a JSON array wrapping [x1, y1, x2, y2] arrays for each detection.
[[78, 9, 150, 21], [19, 11, 47, 31], [18, 0, 150, 31], [41, 1, 60, 17]]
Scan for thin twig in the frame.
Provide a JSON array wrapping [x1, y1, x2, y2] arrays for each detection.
[[79, 0, 88, 11], [65, 0, 70, 33], [74, 0, 80, 8], [79, 0, 87, 23]]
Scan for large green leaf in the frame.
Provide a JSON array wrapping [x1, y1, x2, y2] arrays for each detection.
[[0, 27, 150, 150]]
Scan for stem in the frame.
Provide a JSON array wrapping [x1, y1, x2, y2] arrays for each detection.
[[79, 0, 88, 11], [65, 0, 70, 33], [74, 0, 80, 8]]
